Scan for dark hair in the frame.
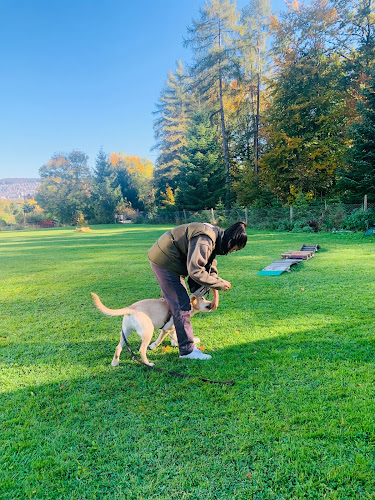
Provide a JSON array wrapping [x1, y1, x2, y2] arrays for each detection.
[[221, 221, 247, 254]]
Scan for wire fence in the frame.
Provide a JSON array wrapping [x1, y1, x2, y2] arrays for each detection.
[[131, 202, 375, 232], [3, 200, 374, 233]]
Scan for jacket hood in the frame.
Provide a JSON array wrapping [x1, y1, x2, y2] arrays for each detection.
[[214, 228, 225, 255]]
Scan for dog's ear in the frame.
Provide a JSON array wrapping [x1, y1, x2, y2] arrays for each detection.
[[190, 296, 198, 309]]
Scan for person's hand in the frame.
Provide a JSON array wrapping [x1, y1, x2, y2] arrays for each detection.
[[222, 280, 231, 290], [210, 289, 219, 310]]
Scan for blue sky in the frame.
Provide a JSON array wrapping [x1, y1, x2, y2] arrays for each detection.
[[0, 0, 285, 178]]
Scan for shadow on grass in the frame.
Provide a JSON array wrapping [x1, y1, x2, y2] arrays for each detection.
[[2, 323, 375, 498], [2, 320, 374, 378]]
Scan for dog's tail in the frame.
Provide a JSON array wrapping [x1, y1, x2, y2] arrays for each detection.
[[91, 292, 140, 317]]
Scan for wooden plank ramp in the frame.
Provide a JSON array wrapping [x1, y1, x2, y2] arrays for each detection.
[[281, 250, 314, 260], [258, 259, 302, 276]]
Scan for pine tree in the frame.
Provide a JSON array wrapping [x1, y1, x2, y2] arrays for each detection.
[[93, 147, 112, 182], [91, 149, 123, 223], [346, 0, 375, 76], [240, 0, 271, 176], [153, 61, 192, 200], [176, 112, 225, 210], [230, 0, 271, 204], [185, 0, 241, 210], [339, 74, 375, 202]]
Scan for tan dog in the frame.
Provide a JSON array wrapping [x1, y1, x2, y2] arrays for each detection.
[[91, 292, 214, 366]]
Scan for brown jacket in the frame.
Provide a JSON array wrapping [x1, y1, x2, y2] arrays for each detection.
[[148, 223, 227, 290]]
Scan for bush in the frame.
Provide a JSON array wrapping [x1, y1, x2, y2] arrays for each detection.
[[274, 219, 293, 232], [342, 209, 375, 231], [187, 211, 212, 224], [320, 206, 347, 231], [291, 219, 315, 233], [25, 212, 46, 225]]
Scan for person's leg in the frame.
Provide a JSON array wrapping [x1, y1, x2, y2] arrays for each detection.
[[150, 262, 194, 355]]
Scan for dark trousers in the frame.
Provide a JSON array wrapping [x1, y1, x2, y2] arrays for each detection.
[[150, 262, 194, 356]]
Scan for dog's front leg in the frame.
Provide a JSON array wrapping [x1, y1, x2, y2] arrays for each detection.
[[149, 328, 171, 350], [169, 328, 178, 347]]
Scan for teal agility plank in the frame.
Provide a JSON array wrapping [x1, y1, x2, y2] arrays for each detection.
[[258, 259, 301, 276], [258, 270, 285, 276]]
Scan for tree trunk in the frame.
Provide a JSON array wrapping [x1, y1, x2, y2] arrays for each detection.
[[218, 19, 231, 212], [254, 48, 260, 176], [219, 75, 231, 212]]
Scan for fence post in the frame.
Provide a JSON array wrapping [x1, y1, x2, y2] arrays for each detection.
[[290, 206, 293, 225], [364, 194, 368, 212], [211, 208, 215, 224], [245, 207, 248, 225]]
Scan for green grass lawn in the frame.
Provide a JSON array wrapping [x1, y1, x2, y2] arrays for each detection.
[[1, 225, 375, 499]]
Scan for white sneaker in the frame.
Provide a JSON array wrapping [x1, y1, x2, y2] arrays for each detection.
[[179, 347, 212, 360]]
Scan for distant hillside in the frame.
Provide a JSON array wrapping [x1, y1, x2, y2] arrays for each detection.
[[0, 178, 41, 199]]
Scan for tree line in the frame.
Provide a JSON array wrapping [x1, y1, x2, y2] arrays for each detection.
[[154, 0, 375, 210], [20, 0, 375, 225], [29, 150, 153, 224]]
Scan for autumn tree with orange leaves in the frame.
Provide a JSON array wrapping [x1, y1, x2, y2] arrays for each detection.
[[109, 153, 155, 210], [259, 0, 354, 204]]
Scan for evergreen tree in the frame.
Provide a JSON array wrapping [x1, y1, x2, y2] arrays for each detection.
[[92, 177, 123, 223], [114, 160, 140, 209], [230, 0, 271, 204], [240, 0, 271, 176], [176, 112, 225, 210], [92, 149, 123, 223], [339, 74, 375, 202], [185, 0, 241, 210], [153, 61, 192, 200], [93, 147, 112, 182], [345, 0, 375, 77]]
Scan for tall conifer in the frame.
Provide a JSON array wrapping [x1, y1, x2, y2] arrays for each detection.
[[339, 74, 375, 202], [153, 61, 192, 201], [176, 112, 225, 210], [185, 0, 240, 210]]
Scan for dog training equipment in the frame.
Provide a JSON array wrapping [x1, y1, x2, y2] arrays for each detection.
[[257, 259, 301, 276], [258, 244, 320, 276]]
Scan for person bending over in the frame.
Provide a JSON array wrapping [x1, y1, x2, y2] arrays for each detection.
[[147, 221, 247, 360]]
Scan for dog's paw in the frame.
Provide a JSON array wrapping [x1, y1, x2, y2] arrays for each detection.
[[146, 362, 155, 367], [148, 342, 157, 350], [193, 337, 201, 344], [111, 359, 119, 367], [170, 338, 178, 347]]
